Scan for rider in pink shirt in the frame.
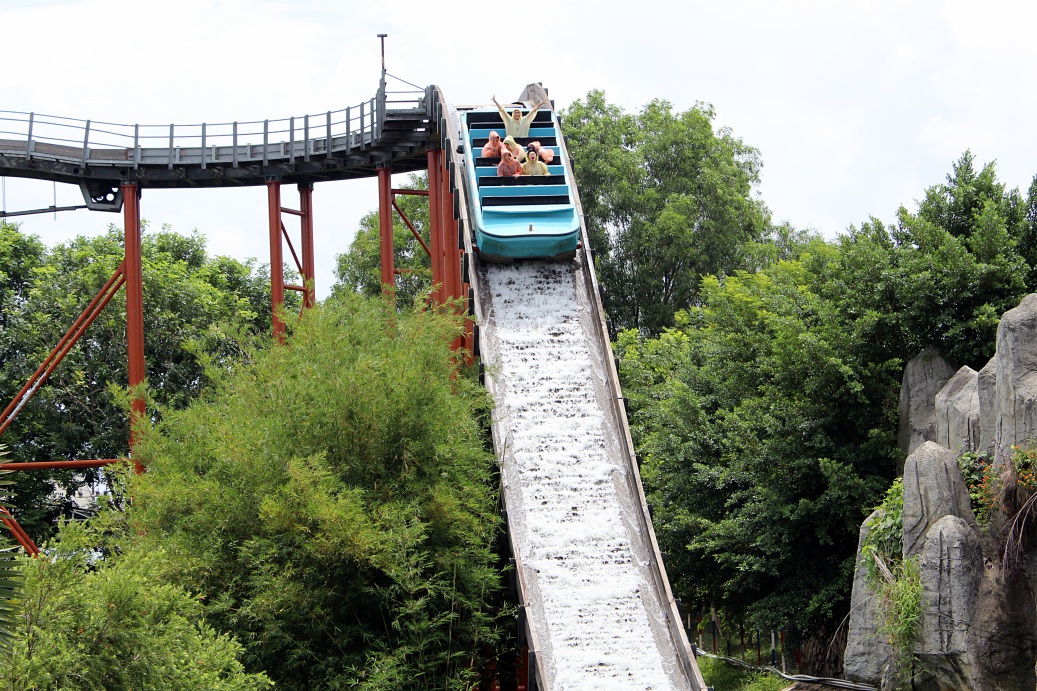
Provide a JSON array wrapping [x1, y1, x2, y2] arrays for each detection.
[[497, 149, 523, 178], [528, 140, 554, 164], [482, 131, 505, 158]]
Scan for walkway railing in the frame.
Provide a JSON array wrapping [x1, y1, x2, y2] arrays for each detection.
[[0, 77, 429, 171]]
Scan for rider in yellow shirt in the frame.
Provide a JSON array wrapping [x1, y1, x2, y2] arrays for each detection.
[[521, 149, 549, 176]]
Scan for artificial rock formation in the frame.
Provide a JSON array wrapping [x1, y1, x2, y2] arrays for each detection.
[[977, 357, 998, 454], [992, 293, 1037, 452], [843, 510, 894, 685], [898, 348, 956, 464], [901, 442, 975, 559], [934, 366, 979, 454], [846, 294, 1037, 690], [916, 515, 982, 690]]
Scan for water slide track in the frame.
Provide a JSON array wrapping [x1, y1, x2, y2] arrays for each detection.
[[441, 89, 706, 690]]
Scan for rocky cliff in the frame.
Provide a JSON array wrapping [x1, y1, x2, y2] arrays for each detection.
[[845, 294, 1037, 690]]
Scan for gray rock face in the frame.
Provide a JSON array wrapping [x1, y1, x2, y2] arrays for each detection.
[[994, 294, 1037, 451], [899, 348, 956, 464], [902, 441, 975, 559], [971, 565, 1037, 691], [935, 366, 980, 453], [977, 357, 998, 454], [916, 515, 982, 690], [843, 510, 894, 686], [847, 296, 1037, 690]]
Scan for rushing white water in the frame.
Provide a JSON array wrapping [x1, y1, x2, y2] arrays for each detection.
[[480, 258, 687, 690]]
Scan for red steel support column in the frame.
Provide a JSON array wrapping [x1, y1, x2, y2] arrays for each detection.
[[267, 180, 285, 342], [299, 182, 315, 308], [441, 156, 461, 302], [377, 166, 395, 294], [122, 183, 145, 473], [427, 150, 444, 304]]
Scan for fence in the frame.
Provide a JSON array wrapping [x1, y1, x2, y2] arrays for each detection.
[[0, 74, 429, 171]]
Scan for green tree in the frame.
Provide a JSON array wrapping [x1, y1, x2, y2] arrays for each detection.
[[0, 449, 23, 654], [335, 173, 432, 304], [618, 151, 1037, 634], [1019, 175, 1037, 286], [0, 223, 46, 332], [619, 255, 895, 630], [0, 223, 287, 539], [0, 518, 270, 690], [825, 152, 1031, 369], [128, 293, 501, 690], [562, 90, 770, 334]]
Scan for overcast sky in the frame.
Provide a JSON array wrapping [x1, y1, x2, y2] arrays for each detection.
[[3, 0, 1035, 298]]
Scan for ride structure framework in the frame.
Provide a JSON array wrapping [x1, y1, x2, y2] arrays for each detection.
[[0, 75, 706, 690]]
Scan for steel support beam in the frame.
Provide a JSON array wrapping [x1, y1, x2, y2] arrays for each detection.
[[440, 154, 461, 303], [0, 508, 39, 557], [299, 183, 315, 308], [0, 459, 122, 470], [0, 264, 126, 437], [266, 180, 285, 342], [392, 200, 432, 259], [377, 166, 395, 293], [122, 183, 145, 473]]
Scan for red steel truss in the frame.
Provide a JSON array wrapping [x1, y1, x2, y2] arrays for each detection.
[[0, 179, 320, 551], [267, 180, 317, 341], [377, 149, 473, 355]]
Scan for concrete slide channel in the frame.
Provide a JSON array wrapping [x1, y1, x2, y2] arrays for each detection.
[[442, 91, 708, 691]]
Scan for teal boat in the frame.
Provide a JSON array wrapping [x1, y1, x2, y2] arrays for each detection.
[[461, 107, 580, 262]]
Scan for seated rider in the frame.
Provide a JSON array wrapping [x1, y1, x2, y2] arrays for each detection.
[[528, 140, 554, 164], [481, 130, 505, 158], [493, 95, 548, 138], [502, 135, 526, 162], [497, 149, 523, 178], [521, 148, 549, 176]]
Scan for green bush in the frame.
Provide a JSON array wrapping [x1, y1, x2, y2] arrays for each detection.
[[861, 478, 904, 581], [696, 656, 787, 691], [0, 520, 269, 690], [128, 293, 501, 690], [957, 450, 999, 523], [879, 555, 922, 675], [861, 478, 922, 685]]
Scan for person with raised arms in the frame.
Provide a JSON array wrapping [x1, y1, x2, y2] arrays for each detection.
[[493, 95, 548, 138]]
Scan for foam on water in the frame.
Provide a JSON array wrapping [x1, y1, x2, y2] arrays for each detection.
[[482, 259, 686, 690]]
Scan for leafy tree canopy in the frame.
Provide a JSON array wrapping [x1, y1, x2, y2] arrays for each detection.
[[0, 518, 271, 690], [619, 151, 1037, 633], [127, 292, 501, 690], [620, 253, 896, 630], [827, 151, 1035, 368], [0, 221, 287, 539], [562, 90, 771, 335]]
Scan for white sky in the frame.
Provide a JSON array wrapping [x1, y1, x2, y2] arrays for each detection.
[[3, 0, 1035, 298]]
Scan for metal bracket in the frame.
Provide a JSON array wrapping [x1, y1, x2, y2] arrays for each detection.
[[78, 181, 123, 212]]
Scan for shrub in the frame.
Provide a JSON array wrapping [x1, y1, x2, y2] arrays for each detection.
[[860, 478, 922, 686], [128, 293, 502, 690], [0, 520, 269, 690], [696, 656, 787, 691], [957, 450, 999, 523], [861, 478, 903, 581]]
